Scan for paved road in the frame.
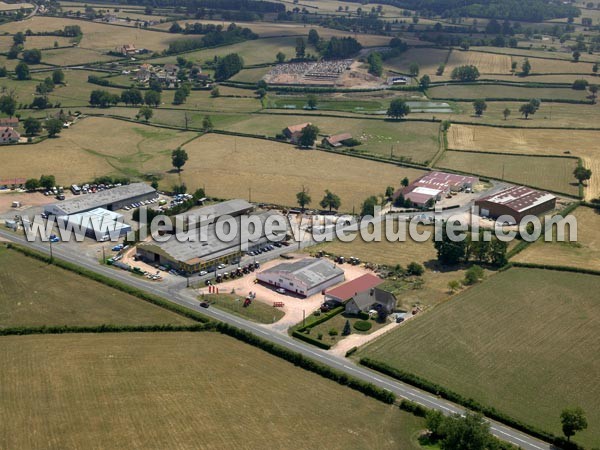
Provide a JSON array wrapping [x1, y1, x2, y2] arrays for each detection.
[[0, 227, 554, 450]]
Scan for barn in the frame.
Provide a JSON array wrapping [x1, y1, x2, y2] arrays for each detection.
[[257, 258, 344, 297], [475, 185, 556, 224]]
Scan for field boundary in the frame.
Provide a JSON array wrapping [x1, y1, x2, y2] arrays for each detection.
[[359, 357, 583, 450], [0, 323, 213, 336]]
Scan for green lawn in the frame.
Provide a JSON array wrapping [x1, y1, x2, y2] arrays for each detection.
[[428, 84, 589, 101], [301, 311, 387, 346], [0, 245, 193, 327], [200, 293, 284, 324], [358, 268, 600, 447]]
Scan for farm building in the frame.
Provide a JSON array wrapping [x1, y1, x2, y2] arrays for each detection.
[[172, 199, 254, 231], [395, 171, 478, 208], [0, 127, 20, 144], [322, 133, 353, 148], [57, 208, 131, 242], [115, 43, 137, 56], [45, 183, 157, 216], [475, 186, 556, 224], [0, 178, 26, 189], [137, 211, 282, 273], [324, 273, 383, 305], [257, 258, 344, 297], [283, 122, 311, 144], [0, 117, 19, 128], [345, 287, 397, 316]]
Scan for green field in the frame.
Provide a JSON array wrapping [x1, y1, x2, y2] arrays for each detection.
[[223, 113, 440, 164], [436, 151, 579, 196], [0, 245, 193, 327], [428, 84, 589, 101], [200, 293, 285, 324], [0, 332, 426, 449], [358, 268, 600, 447]]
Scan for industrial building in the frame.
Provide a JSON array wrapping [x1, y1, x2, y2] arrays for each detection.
[[136, 211, 283, 273], [257, 258, 344, 297], [57, 208, 131, 242], [395, 171, 478, 207], [475, 186, 557, 224], [45, 183, 157, 216], [172, 199, 254, 231], [324, 273, 383, 304]]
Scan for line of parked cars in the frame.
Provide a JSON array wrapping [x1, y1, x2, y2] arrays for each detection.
[[246, 241, 289, 256], [123, 198, 159, 211]]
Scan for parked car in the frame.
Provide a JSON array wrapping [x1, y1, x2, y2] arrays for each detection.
[[276, 288, 286, 294], [199, 270, 208, 276], [200, 302, 210, 308]]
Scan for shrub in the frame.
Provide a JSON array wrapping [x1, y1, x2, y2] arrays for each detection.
[[354, 320, 372, 332]]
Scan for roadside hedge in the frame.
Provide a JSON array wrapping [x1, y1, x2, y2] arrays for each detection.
[[0, 323, 213, 336], [216, 322, 395, 404], [292, 330, 332, 350], [4, 244, 211, 324], [399, 399, 428, 417], [359, 358, 584, 449], [511, 261, 600, 276]]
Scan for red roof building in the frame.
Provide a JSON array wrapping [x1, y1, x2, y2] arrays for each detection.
[[475, 186, 556, 224], [324, 273, 383, 303]]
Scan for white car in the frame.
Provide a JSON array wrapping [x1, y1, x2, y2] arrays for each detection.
[[276, 288, 286, 294], [217, 264, 226, 270], [199, 270, 208, 276]]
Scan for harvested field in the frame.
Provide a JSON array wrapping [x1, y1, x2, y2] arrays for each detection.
[[0, 35, 72, 49], [0, 332, 425, 449], [0, 245, 193, 328], [0, 17, 179, 51], [0, 1, 33, 9], [447, 124, 600, 199], [513, 205, 600, 270], [0, 117, 197, 183], [474, 46, 598, 63], [436, 151, 579, 196], [39, 46, 117, 65], [358, 268, 600, 447], [523, 56, 595, 75], [446, 49, 512, 75], [175, 134, 427, 211], [428, 83, 589, 101], [229, 66, 272, 83]]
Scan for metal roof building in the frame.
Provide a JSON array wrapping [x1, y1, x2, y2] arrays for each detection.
[[475, 185, 556, 224], [57, 208, 131, 242], [257, 258, 344, 297], [172, 199, 254, 231], [137, 211, 284, 273], [324, 273, 383, 303], [45, 183, 157, 216]]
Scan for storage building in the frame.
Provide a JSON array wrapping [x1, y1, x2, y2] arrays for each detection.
[[57, 208, 131, 242], [257, 258, 344, 297], [475, 186, 556, 224], [45, 183, 157, 216]]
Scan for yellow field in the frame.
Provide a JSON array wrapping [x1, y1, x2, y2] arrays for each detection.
[[0, 17, 178, 52], [176, 133, 427, 211], [514, 206, 600, 270], [0, 333, 425, 449], [0, 117, 198, 183], [522, 56, 595, 74], [0, 1, 33, 9], [446, 49, 512, 75], [436, 151, 579, 196], [0, 35, 72, 50], [447, 124, 600, 199]]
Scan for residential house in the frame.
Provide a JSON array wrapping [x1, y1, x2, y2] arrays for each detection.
[[345, 287, 397, 316], [0, 127, 20, 144]]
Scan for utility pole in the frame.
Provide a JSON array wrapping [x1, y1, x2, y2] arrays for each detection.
[[102, 246, 105, 264], [303, 309, 306, 328], [49, 239, 53, 262]]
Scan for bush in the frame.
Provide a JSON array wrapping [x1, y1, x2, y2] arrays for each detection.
[[353, 320, 372, 332], [399, 399, 428, 417]]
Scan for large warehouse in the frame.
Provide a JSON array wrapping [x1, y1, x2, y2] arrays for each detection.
[[475, 186, 556, 224], [137, 210, 283, 273], [45, 183, 157, 216], [257, 258, 344, 297], [172, 199, 254, 231], [57, 208, 131, 242]]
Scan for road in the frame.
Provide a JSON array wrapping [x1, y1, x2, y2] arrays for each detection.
[[0, 227, 555, 450]]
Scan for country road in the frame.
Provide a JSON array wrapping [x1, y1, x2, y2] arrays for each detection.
[[0, 227, 555, 450]]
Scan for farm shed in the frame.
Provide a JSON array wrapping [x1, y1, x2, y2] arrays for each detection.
[[475, 186, 556, 224], [322, 133, 353, 148], [257, 258, 344, 297], [172, 199, 254, 231], [395, 171, 478, 207], [45, 183, 157, 216]]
